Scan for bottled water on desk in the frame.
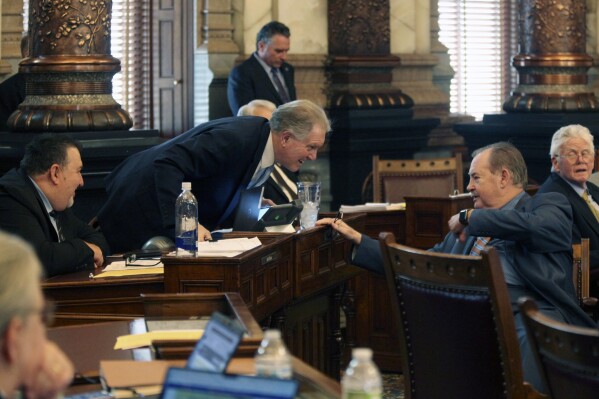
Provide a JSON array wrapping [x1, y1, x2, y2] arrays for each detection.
[[342, 348, 382, 399], [175, 182, 198, 257], [254, 329, 292, 379]]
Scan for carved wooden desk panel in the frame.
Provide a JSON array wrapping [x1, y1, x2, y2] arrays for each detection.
[[43, 272, 164, 326], [162, 234, 294, 323]]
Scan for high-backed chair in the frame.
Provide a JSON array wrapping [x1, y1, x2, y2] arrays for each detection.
[[519, 297, 599, 399], [572, 238, 598, 318], [378, 232, 546, 399], [372, 155, 463, 203]]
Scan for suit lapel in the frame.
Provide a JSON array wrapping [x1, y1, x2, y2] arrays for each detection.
[[250, 57, 284, 103]]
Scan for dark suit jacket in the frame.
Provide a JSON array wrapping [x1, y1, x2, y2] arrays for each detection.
[[0, 73, 26, 131], [97, 116, 271, 253], [538, 172, 599, 274], [353, 192, 594, 328], [0, 168, 110, 277], [227, 55, 296, 115]]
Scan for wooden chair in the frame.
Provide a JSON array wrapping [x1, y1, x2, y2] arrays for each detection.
[[378, 232, 546, 399], [519, 297, 599, 399], [372, 155, 463, 203], [572, 238, 598, 319]]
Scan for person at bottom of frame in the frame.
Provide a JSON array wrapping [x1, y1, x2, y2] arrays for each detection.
[[237, 99, 299, 204], [0, 229, 74, 399], [316, 141, 596, 394]]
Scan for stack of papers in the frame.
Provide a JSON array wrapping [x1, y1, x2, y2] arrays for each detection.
[[340, 202, 406, 213], [114, 330, 204, 350], [197, 237, 262, 257], [94, 259, 164, 279]]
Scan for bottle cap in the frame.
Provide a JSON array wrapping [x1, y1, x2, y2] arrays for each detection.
[[182, 182, 192, 190], [352, 348, 373, 360]]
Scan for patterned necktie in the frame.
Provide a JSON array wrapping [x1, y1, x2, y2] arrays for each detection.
[[582, 191, 599, 222], [270, 68, 290, 103], [49, 210, 65, 242], [469, 236, 490, 256]]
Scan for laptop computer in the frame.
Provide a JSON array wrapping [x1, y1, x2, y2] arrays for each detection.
[[160, 367, 299, 399], [186, 311, 246, 373], [232, 187, 264, 231]]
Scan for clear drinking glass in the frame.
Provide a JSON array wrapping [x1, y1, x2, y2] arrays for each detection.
[[297, 182, 321, 230]]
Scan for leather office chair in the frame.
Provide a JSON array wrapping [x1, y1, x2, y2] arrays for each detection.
[[519, 297, 599, 399], [371, 155, 463, 203], [378, 232, 546, 399]]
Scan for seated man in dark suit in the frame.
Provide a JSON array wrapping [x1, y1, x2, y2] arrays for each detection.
[[537, 124, 599, 296], [0, 134, 109, 277], [237, 99, 298, 204], [317, 142, 596, 393], [227, 21, 296, 115], [97, 100, 329, 253]]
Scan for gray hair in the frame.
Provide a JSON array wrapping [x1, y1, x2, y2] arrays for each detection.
[[0, 231, 43, 336], [472, 141, 528, 188], [549, 124, 594, 158], [255, 21, 290, 50], [269, 100, 331, 141], [237, 99, 277, 117]]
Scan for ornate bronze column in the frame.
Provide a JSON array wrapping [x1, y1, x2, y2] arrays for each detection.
[[504, 0, 599, 112], [327, 0, 413, 109], [8, 0, 132, 132]]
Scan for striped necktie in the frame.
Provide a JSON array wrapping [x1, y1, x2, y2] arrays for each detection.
[[582, 190, 599, 222], [270, 68, 290, 103], [49, 210, 65, 242], [469, 236, 490, 256]]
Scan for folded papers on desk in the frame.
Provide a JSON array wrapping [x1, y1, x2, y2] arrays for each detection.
[[114, 330, 204, 350], [197, 237, 262, 257], [340, 202, 406, 213], [100, 360, 181, 397]]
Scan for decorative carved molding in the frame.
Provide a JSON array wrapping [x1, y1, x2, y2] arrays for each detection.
[[504, 0, 599, 112], [9, 0, 132, 132]]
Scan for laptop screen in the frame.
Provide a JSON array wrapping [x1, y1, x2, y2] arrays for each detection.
[[232, 187, 264, 231], [160, 368, 299, 399], [186, 312, 245, 373]]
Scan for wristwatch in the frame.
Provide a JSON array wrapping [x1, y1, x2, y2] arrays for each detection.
[[459, 209, 470, 226]]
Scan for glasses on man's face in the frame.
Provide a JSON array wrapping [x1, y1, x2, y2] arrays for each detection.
[[558, 150, 594, 163], [25, 300, 56, 326]]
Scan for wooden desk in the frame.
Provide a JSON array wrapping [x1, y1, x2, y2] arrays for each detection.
[[43, 272, 163, 325], [43, 216, 365, 379], [162, 215, 365, 378]]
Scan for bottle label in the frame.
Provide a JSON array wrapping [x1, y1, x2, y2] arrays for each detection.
[[343, 391, 382, 399], [176, 229, 197, 254]]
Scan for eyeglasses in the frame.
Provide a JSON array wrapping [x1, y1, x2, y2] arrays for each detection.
[[557, 150, 594, 162], [24, 300, 56, 326]]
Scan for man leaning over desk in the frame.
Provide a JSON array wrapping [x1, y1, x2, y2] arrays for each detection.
[[0, 134, 109, 277], [317, 141, 596, 394], [97, 100, 330, 253]]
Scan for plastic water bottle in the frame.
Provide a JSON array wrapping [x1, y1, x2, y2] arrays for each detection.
[[342, 348, 382, 399], [254, 329, 293, 379], [175, 182, 198, 257]]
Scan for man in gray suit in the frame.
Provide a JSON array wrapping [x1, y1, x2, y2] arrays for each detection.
[[317, 142, 595, 393]]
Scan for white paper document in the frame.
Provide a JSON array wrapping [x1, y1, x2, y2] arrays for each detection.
[[197, 237, 262, 257], [104, 258, 164, 270], [340, 202, 406, 213]]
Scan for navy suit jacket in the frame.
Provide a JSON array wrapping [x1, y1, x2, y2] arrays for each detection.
[[353, 192, 594, 328], [0, 73, 26, 131], [227, 55, 296, 115], [0, 168, 110, 277], [538, 172, 599, 274], [98, 116, 271, 253]]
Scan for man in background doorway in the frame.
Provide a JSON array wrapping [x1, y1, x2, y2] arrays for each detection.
[[227, 21, 296, 115]]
